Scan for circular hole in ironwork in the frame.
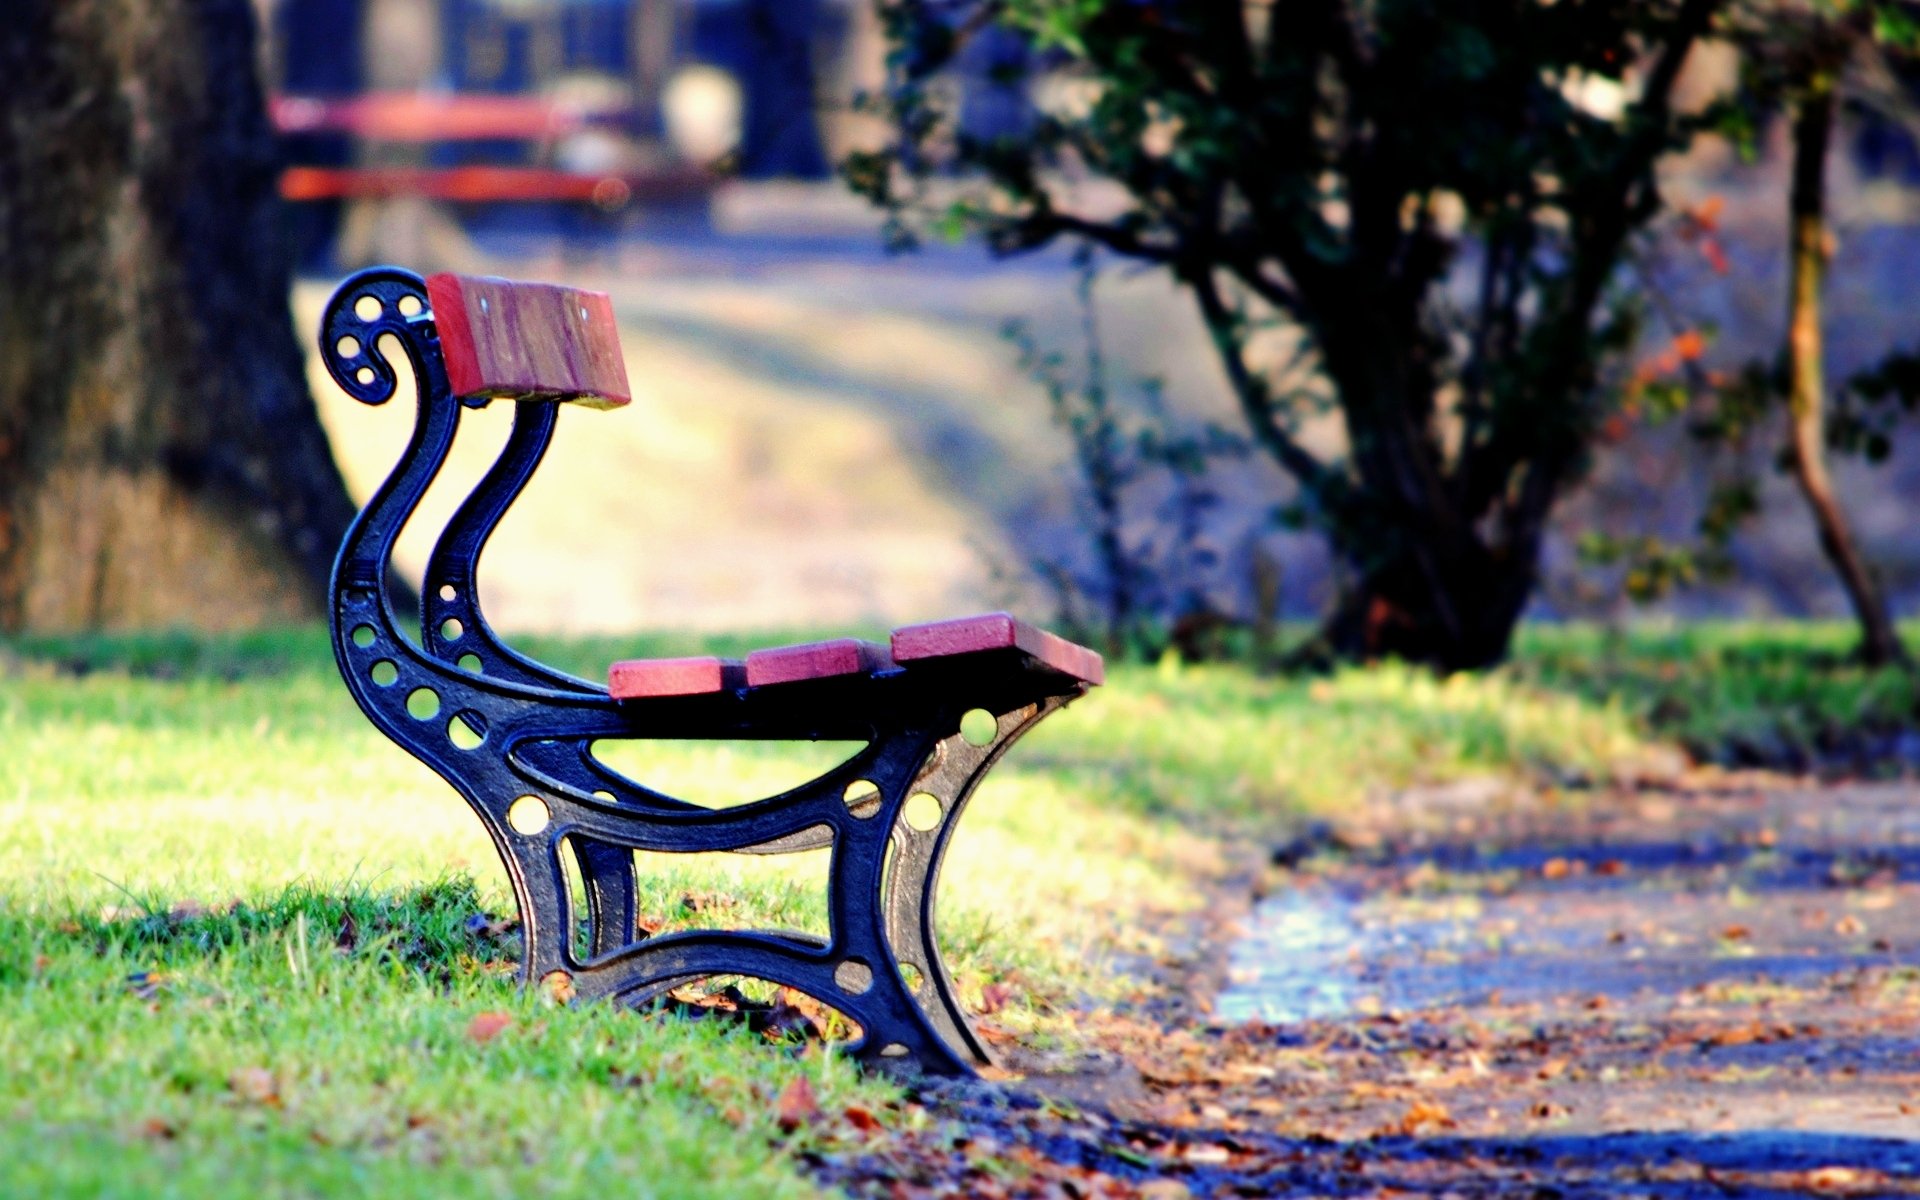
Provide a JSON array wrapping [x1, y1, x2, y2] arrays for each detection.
[[903, 792, 943, 833], [335, 335, 360, 358], [441, 618, 463, 642], [842, 779, 881, 818], [834, 959, 874, 995], [350, 624, 376, 648], [397, 294, 423, 317], [959, 708, 998, 747], [878, 1044, 910, 1059], [448, 710, 486, 750], [369, 660, 398, 687], [592, 790, 616, 803], [439, 584, 457, 601], [406, 687, 441, 720], [507, 795, 550, 835], [354, 366, 375, 385], [457, 653, 482, 674], [898, 963, 926, 993], [354, 294, 383, 321]]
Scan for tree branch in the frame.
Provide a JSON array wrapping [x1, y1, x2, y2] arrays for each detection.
[[1188, 268, 1336, 503]]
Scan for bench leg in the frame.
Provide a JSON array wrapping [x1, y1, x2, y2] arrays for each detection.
[[446, 693, 1077, 1076], [880, 696, 1075, 1068]]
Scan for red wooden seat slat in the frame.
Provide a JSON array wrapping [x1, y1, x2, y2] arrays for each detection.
[[607, 656, 744, 700], [424, 273, 630, 409], [891, 613, 1105, 686], [744, 638, 893, 688]]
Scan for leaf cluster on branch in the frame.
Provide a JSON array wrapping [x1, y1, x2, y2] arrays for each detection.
[[849, 0, 1724, 669]]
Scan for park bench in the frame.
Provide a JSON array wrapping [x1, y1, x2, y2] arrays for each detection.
[[321, 267, 1103, 1075], [274, 92, 710, 212]]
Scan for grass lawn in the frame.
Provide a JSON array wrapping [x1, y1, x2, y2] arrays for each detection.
[[0, 622, 1894, 1196]]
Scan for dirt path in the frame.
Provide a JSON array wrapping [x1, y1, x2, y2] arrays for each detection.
[[827, 776, 1920, 1197]]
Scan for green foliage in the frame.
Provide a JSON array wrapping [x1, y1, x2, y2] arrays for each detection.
[[852, 0, 1725, 668]]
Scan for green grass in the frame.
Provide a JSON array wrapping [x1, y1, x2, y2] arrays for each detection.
[[1510, 620, 1920, 767], [0, 620, 1825, 1197]]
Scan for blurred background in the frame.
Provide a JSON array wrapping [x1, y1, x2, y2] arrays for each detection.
[[274, 0, 1920, 638], [8, 0, 1920, 648]]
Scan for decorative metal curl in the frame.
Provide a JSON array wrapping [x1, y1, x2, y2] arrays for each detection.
[[322, 266, 1092, 1074]]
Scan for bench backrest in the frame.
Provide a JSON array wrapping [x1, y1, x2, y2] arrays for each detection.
[[425, 273, 630, 409]]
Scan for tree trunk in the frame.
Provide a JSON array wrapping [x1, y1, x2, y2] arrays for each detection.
[[274, 0, 363, 272], [737, 0, 829, 180], [1320, 542, 1526, 673], [1784, 76, 1907, 667], [0, 0, 360, 633]]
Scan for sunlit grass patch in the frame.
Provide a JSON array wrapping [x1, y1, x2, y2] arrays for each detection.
[[0, 622, 1678, 1196], [1510, 620, 1920, 767]]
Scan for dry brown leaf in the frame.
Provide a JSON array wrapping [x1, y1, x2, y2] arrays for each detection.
[[540, 971, 576, 1005], [1392, 1100, 1456, 1135], [228, 1066, 279, 1106], [775, 1075, 821, 1133], [467, 1011, 513, 1044]]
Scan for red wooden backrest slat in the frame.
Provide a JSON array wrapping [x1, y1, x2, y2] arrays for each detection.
[[425, 273, 630, 409]]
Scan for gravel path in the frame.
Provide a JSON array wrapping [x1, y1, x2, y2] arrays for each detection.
[[829, 775, 1920, 1197]]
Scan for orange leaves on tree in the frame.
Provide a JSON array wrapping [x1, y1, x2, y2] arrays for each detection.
[[1677, 196, 1731, 274]]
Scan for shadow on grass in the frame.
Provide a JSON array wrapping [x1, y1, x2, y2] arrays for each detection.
[[0, 876, 513, 984]]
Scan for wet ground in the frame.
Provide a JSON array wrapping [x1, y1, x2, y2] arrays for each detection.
[[827, 775, 1920, 1197]]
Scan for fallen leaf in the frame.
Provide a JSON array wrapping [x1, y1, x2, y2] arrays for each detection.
[[842, 1104, 882, 1132], [467, 1011, 513, 1044], [125, 970, 166, 1001], [228, 1066, 279, 1106], [1391, 1100, 1456, 1135], [1720, 924, 1750, 942], [775, 1075, 821, 1133], [138, 1117, 177, 1140], [540, 971, 576, 1005]]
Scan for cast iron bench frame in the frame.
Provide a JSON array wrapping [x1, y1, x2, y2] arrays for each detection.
[[321, 266, 1102, 1075]]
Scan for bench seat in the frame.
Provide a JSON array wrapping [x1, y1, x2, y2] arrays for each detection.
[[606, 614, 1102, 700]]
